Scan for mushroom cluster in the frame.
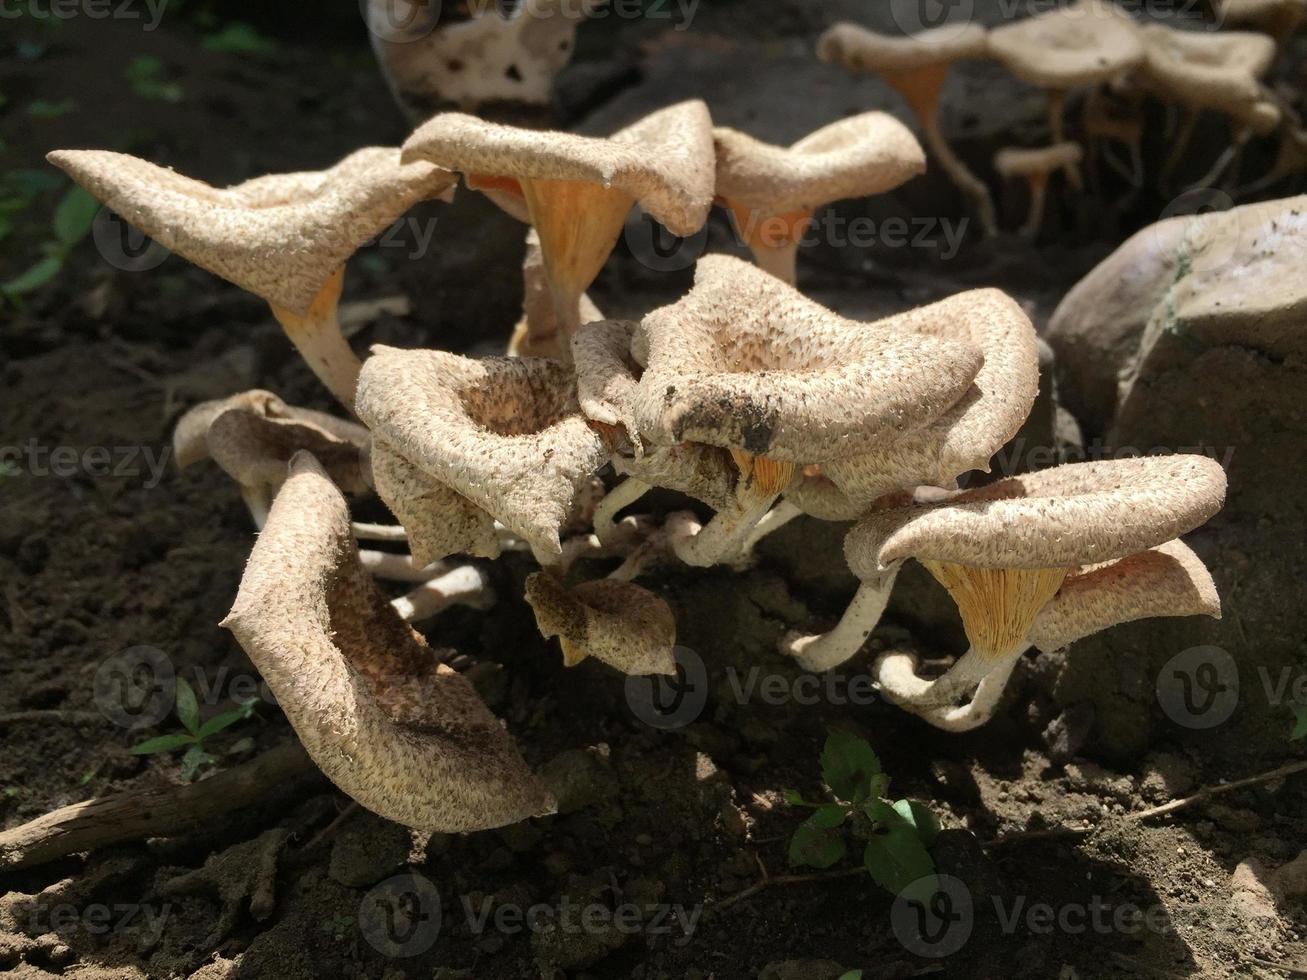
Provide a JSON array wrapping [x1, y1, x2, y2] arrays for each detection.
[[52, 97, 1227, 833]]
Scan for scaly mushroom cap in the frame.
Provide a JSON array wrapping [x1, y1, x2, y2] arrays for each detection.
[[846, 455, 1227, 577], [46, 148, 457, 315], [987, 1, 1145, 89], [222, 452, 555, 832], [819, 288, 1039, 510], [355, 346, 608, 560], [1028, 539, 1221, 652], [524, 573, 677, 675], [713, 112, 926, 214], [631, 255, 984, 462], [1139, 24, 1276, 120], [206, 408, 372, 497], [401, 100, 715, 236], [994, 142, 1085, 179], [816, 22, 990, 72]]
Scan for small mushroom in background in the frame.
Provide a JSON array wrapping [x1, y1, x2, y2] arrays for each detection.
[[401, 101, 715, 358], [355, 346, 608, 566], [223, 452, 555, 832], [994, 142, 1085, 238], [366, 0, 602, 124], [817, 22, 997, 237], [796, 456, 1225, 732], [1082, 81, 1146, 190], [711, 112, 926, 285], [524, 573, 677, 675], [987, 0, 1144, 189], [47, 148, 457, 412], [1239, 111, 1307, 193], [1137, 23, 1280, 189], [1214, 0, 1307, 48]]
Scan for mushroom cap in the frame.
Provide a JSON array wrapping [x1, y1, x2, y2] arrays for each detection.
[[400, 100, 715, 236], [572, 318, 643, 451], [174, 390, 285, 469], [1139, 24, 1276, 117], [816, 22, 990, 72], [713, 112, 926, 214], [845, 455, 1227, 577], [222, 452, 555, 832], [820, 287, 1040, 508], [46, 148, 457, 315], [524, 573, 677, 675], [631, 254, 984, 462], [994, 141, 1085, 178], [1028, 538, 1221, 652], [1216, 0, 1307, 26], [206, 407, 372, 497], [355, 346, 608, 560], [987, 1, 1145, 89]]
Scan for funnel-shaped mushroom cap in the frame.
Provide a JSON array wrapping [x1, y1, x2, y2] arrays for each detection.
[[524, 573, 677, 675], [174, 390, 285, 469], [988, 1, 1144, 89], [206, 408, 371, 497], [355, 346, 608, 560], [47, 148, 457, 315], [1217, 0, 1307, 27], [816, 22, 989, 72], [713, 112, 926, 214], [1028, 539, 1221, 652], [820, 288, 1039, 507], [222, 453, 555, 832], [401, 100, 715, 236], [846, 455, 1226, 577], [994, 142, 1085, 178], [631, 254, 983, 462], [1140, 24, 1276, 119], [572, 318, 643, 450]]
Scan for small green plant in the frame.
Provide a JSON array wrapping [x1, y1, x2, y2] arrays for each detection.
[[0, 181, 98, 303], [201, 22, 278, 58], [836, 972, 863, 980], [1291, 704, 1307, 741], [125, 56, 184, 104], [131, 676, 258, 780], [785, 731, 940, 905], [26, 98, 77, 120]]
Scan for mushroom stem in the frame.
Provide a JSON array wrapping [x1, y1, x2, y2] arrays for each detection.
[[593, 477, 652, 546], [1162, 107, 1200, 185], [721, 200, 813, 286], [739, 499, 804, 557], [391, 565, 495, 623], [358, 549, 449, 582], [873, 647, 1021, 731], [668, 452, 795, 567], [352, 522, 410, 543], [1020, 173, 1051, 239], [1045, 90, 1084, 193], [778, 567, 901, 672], [1192, 125, 1251, 190], [269, 267, 362, 413]]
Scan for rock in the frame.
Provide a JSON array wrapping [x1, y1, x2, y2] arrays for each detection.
[[757, 960, 848, 980], [328, 811, 411, 888], [1136, 752, 1197, 804]]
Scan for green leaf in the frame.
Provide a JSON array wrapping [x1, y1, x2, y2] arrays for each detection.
[[201, 23, 278, 58], [175, 676, 200, 735], [863, 813, 937, 905], [782, 788, 806, 806], [1, 255, 62, 298], [197, 698, 258, 739], [1291, 705, 1307, 741], [26, 98, 77, 120], [836, 973, 863, 980], [179, 743, 215, 781], [821, 730, 881, 803], [53, 185, 98, 246], [130, 732, 196, 755], [789, 810, 848, 869], [892, 799, 942, 846], [226, 736, 256, 756]]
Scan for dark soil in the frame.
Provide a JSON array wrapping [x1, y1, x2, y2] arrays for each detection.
[[2, 3, 1306, 978]]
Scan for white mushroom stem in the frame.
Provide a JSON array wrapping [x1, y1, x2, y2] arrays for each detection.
[[593, 477, 652, 546], [873, 647, 1022, 732], [358, 549, 448, 582], [721, 201, 813, 286], [1044, 90, 1084, 191], [269, 267, 363, 414], [391, 565, 495, 623], [779, 566, 901, 672], [739, 499, 804, 556], [667, 494, 776, 568], [351, 522, 410, 542], [241, 486, 273, 531], [1021, 172, 1052, 240]]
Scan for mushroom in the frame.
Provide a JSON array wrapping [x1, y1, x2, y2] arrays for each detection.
[[401, 101, 715, 357], [524, 573, 677, 675], [355, 346, 608, 565], [621, 254, 983, 566], [987, 1, 1144, 186], [1137, 24, 1280, 187], [993, 143, 1085, 238], [1083, 81, 1146, 189], [712, 111, 926, 284], [47, 148, 455, 411], [222, 452, 555, 831], [510, 229, 606, 358], [1214, 0, 1307, 47], [808, 456, 1226, 731], [817, 22, 997, 237]]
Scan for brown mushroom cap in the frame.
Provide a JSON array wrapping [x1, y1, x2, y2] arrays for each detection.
[[994, 142, 1085, 178], [524, 573, 677, 675], [222, 452, 554, 832], [571, 318, 643, 450], [206, 408, 371, 497], [987, 1, 1145, 89], [713, 112, 926, 214], [46, 148, 456, 315], [631, 255, 983, 462], [846, 455, 1227, 576], [1139, 24, 1276, 119], [816, 22, 989, 72], [400, 100, 715, 236], [355, 346, 607, 560]]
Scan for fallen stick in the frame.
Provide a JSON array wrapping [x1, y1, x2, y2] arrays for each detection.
[[0, 740, 315, 873]]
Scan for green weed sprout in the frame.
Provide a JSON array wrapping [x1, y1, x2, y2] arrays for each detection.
[[131, 676, 258, 780]]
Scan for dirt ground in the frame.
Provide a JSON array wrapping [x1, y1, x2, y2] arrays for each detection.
[[2, 2, 1306, 978]]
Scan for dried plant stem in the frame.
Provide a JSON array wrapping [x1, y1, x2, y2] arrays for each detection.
[[714, 853, 865, 913]]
